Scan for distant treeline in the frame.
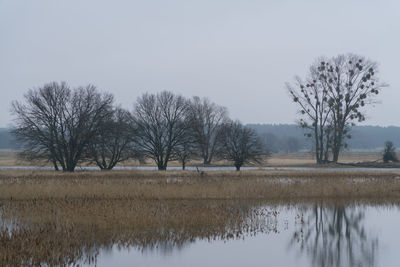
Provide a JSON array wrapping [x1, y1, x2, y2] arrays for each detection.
[[3, 124, 399, 152], [0, 128, 16, 149], [247, 124, 400, 152]]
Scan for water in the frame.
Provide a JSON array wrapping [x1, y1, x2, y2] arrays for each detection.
[[2, 201, 399, 266], [92, 204, 400, 267]]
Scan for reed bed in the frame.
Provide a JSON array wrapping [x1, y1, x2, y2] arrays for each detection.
[[0, 169, 400, 200], [0, 199, 279, 266]]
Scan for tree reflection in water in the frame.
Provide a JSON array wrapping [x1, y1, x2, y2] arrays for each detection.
[[290, 205, 378, 267], [0, 199, 383, 267], [0, 199, 279, 266]]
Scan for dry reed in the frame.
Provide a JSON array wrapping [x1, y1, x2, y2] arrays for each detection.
[[0, 169, 400, 201], [0, 199, 278, 266]]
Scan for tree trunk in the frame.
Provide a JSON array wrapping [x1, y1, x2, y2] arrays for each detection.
[[318, 124, 324, 163], [52, 159, 59, 171], [332, 149, 340, 162], [235, 163, 241, 171], [65, 160, 76, 172], [332, 131, 342, 162], [314, 125, 321, 164], [157, 162, 167, 170]]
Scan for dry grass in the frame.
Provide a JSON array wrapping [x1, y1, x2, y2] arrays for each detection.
[[0, 199, 279, 266], [267, 152, 383, 166], [0, 150, 19, 166], [0, 169, 400, 201]]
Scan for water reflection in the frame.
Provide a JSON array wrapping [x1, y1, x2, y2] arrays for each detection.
[[0, 200, 278, 266], [0, 200, 396, 267], [290, 205, 378, 267]]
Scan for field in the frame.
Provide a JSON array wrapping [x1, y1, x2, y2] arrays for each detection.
[[1, 169, 400, 200], [0, 150, 385, 168], [0, 150, 19, 166]]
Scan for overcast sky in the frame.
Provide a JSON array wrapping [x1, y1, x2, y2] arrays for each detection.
[[1, 0, 399, 127]]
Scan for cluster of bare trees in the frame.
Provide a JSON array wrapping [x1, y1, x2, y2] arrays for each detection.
[[287, 53, 387, 164], [12, 83, 265, 171], [13, 53, 382, 169], [12, 82, 114, 171]]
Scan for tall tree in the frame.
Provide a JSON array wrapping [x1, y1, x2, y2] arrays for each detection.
[[288, 54, 387, 163], [318, 54, 387, 161], [133, 91, 189, 170], [187, 96, 228, 165], [89, 107, 135, 170], [175, 133, 197, 170], [220, 121, 264, 171], [12, 82, 114, 171], [287, 61, 333, 163]]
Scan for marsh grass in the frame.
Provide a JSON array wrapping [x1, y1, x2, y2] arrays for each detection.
[[0, 199, 280, 266], [0, 169, 400, 200]]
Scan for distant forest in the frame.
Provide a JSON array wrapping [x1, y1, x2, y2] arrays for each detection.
[[0, 128, 17, 149], [248, 124, 400, 153], [2, 125, 400, 152]]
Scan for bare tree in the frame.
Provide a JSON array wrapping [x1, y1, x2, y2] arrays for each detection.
[[11, 82, 114, 172], [133, 91, 189, 170], [175, 134, 197, 170], [220, 121, 264, 171], [287, 60, 334, 164], [89, 107, 135, 170], [288, 54, 387, 163], [187, 96, 228, 165], [318, 54, 387, 162]]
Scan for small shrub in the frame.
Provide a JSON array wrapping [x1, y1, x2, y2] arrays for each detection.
[[383, 141, 398, 163]]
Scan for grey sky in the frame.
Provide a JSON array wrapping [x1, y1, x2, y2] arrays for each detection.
[[1, 0, 399, 127]]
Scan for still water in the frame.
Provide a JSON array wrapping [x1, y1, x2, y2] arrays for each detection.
[[1, 201, 399, 267], [93, 204, 400, 267]]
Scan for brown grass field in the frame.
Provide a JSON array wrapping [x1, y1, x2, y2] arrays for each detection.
[[1, 169, 400, 201]]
